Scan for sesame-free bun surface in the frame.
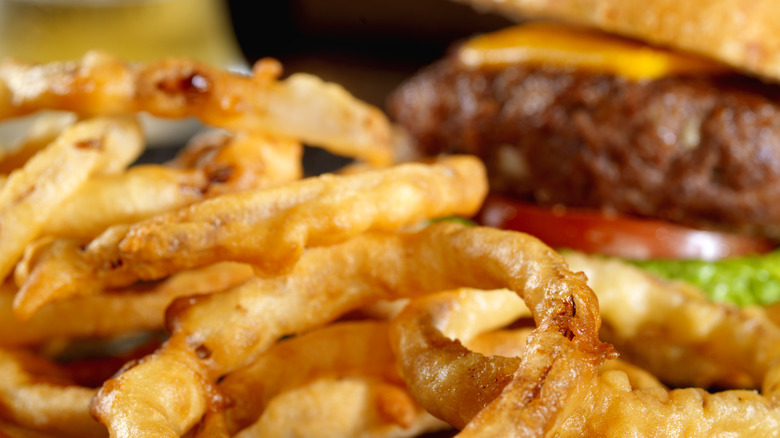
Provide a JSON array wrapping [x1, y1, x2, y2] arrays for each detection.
[[457, 0, 780, 82]]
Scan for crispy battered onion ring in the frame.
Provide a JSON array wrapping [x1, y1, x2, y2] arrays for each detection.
[[15, 156, 485, 318], [0, 262, 252, 347], [564, 252, 780, 390], [391, 252, 780, 436], [390, 289, 666, 436], [42, 131, 302, 239], [0, 111, 77, 174], [0, 51, 392, 165], [195, 321, 448, 437], [229, 377, 443, 438], [91, 222, 613, 438], [0, 115, 143, 281], [465, 321, 666, 394], [0, 348, 102, 438], [390, 286, 616, 436]]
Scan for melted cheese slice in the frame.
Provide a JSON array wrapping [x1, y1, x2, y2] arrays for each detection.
[[458, 22, 731, 81]]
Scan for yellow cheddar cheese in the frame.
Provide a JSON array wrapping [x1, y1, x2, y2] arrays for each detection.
[[458, 22, 731, 81]]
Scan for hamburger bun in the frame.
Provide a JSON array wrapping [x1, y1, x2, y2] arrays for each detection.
[[454, 0, 780, 82]]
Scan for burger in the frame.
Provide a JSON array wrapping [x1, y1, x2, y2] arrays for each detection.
[[387, 0, 780, 307]]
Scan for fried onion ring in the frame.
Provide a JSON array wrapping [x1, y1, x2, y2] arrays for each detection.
[[231, 377, 444, 438], [90, 222, 612, 438], [391, 252, 780, 436], [213, 321, 433, 435], [467, 325, 666, 393], [15, 156, 485, 318], [0, 52, 392, 165], [0, 262, 252, 347], [563, 251, 780, 391], [0, 348, 102, 437], [194, 321, 448, 437], [0, 115, 142, 281], [41, 131, 302, 239], [390, 286, 617, 435], [0, 111, 77, 174]]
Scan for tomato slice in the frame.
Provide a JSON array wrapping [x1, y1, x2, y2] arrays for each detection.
[[477, 194, 775, 261]]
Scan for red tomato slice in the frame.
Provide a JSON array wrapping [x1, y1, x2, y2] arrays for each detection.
[[477, 194, 774, 261]]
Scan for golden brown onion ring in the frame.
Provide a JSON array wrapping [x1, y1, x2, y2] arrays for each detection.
[[0, 52, 392, 165], [0, 349, 103, 438], [16, 156, 485, 318], [467, 325, 666, 393], [391, 253, 780, 436], [564, 251, 780, 391], [91, 222, 612, 438], [231, 377, 445, 438], [390, 287, 616, 435], [195, 321, 448, 437], [41, 131, 302, 239], [0, 262, 252, 347], [0, 115, 142, 282], [0, 111, 76, 174]]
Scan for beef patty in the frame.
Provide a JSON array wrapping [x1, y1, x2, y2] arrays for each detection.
[[388, 58, 780, 239]]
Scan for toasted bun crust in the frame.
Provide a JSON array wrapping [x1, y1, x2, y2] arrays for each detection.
[[456, 0, 780, 82]]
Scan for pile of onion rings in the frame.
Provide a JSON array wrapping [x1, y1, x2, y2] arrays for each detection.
[[2, 51, 780, 438]]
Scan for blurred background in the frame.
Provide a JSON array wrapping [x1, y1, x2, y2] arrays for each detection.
[[0, 0, 511, 107], [227, 0, 512, 108], [0, 0, 512, 166]]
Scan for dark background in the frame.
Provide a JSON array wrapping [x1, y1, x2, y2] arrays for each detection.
[[143, 0, 513, 168], [225, 0, 512, 108]]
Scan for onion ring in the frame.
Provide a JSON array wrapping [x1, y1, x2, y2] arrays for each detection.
[[0, 51, 392, 165], [0, 262, 252, 347], [230, 377, 443, 438], [564, 251, 780, 390], [195, 320, 448, 437], [466, 323, 666, 393], [390, 286, 616, 434], [91, 222, 613, 437], [15, 156, 485, 318], [0, 348, 102, 437], [0, 111, 77, 174], [0, 115, 143, 281], [390, 251, 780, 436], [41, 130, 302, 239]]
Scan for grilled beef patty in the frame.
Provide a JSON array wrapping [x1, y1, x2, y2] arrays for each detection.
[[388, 58, 780, 238]]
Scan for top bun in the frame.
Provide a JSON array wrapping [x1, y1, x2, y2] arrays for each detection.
[[455, 0, 780, 82]]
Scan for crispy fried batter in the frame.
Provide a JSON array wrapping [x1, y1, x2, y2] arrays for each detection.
[[564, 252, 780, 391], [41, 131, 302, 239], [91, 223, 612, 438], [230, 377, 445, 438], [0, 262, 252, 347], [0, 52, 393, 165], [199, 321, 449, 437], [390, 252, 780, 436], [0, 111, 76, 174], [215, 321, 404, 434], [0, 116, 142, 281], [0, 349, 103, 438], [14, 156, 486, 318]]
